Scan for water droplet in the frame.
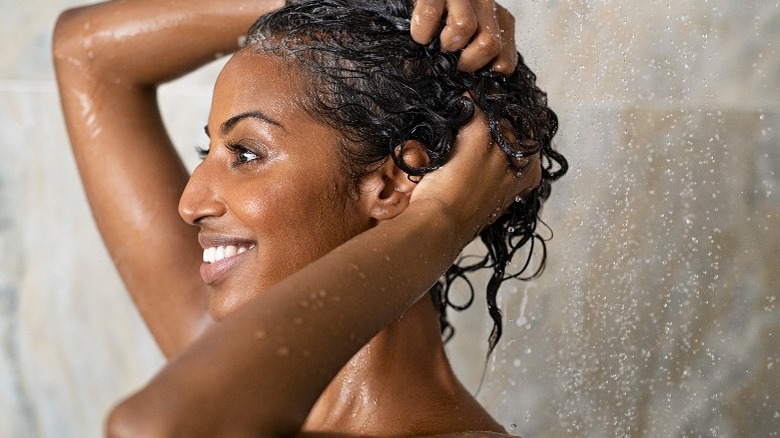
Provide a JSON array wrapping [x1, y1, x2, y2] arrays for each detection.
[[276, 347, 290, 357], [253, 330, 267, 339]]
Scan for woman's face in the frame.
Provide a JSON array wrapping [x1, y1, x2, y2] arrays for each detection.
[[179, 51, 373, 320]]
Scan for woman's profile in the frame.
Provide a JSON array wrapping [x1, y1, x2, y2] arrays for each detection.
[[53, 0, 566, 436]]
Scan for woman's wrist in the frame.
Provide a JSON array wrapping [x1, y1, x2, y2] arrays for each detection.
[[397, 198, 477, 259]]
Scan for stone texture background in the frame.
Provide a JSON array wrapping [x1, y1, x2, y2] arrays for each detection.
[[0, 0, 777, 437]]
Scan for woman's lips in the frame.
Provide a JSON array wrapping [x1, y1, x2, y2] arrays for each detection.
[[199, 244, 255, 284]]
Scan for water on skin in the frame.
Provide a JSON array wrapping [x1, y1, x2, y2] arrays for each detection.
[[5, 1, 777, 436]]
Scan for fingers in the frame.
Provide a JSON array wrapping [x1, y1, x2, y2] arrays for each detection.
[[410, 0, 446, 45], [438, 0, 479, 53], [455, 0, 501, 73], [410, 0, 518, 74], [489, 5, 518, 75], [411, 103, 539, 235], [456, 108, 520, 202], [452, 106, 539, 231], [463, 107, 541, 204], [449, 104, 492, 162]]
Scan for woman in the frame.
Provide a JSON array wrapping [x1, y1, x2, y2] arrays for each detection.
[[53, 0, 566, 436]]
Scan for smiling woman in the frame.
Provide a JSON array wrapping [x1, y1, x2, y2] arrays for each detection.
[[52, 0, 565, 436], [180, 52, 370, 319]]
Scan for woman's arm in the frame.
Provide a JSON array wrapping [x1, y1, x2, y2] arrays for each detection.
[[106, 108, 536, 437], [53, 0, 516, 361], [53, 0, 288, 358]]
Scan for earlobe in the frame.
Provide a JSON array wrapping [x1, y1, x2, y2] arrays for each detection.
[[362, 140, 429, 221]]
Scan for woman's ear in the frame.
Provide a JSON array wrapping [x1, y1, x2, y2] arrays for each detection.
[[359, 140, 429, 221]]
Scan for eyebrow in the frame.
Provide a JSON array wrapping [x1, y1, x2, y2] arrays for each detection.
[[203, 110, 285, 138]]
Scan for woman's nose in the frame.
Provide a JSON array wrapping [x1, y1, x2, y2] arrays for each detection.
[[178, 158, 227, 225]]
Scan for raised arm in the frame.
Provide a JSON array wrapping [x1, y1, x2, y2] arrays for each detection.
[[53, 0, 517, 360], [106, 108, 538, 437], [52, 0, 286, 358]]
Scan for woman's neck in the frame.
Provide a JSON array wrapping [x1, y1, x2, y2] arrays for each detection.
[[302, 296, 504, 436]]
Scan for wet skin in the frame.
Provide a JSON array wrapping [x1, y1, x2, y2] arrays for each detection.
[[53, 0, 524, 359], [172, 50, 541, 436], [52, 0, 534, 434], [179, 50, 376, 320]]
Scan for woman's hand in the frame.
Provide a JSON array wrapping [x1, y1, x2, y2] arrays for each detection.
[[410, 0, 517, 74], [410, 107, 542, 242]]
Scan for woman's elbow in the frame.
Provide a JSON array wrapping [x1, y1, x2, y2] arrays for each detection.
[[52, 6, 106, 77], [52, 8, 85, 66]]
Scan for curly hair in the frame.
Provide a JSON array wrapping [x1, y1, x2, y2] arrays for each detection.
[[246, 0, 567, 356]]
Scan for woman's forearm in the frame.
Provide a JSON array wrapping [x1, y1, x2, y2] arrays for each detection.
[[108, 200, 465, 437]]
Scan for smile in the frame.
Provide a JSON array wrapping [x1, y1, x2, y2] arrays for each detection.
[[202, 244, 255, 264], [199, 243, 256, 285]]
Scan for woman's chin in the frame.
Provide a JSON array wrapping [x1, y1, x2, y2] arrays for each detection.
[[208, 291, 249, 322]]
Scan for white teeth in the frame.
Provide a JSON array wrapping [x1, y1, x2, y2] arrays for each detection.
[[202, 244, 252, 264]]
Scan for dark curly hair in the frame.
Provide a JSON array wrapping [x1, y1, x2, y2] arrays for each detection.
[[246, 0, 567, 356]]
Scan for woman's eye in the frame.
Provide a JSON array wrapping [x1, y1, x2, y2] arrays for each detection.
[[226, 142, 264, 167], [237, 148, 259, 163]]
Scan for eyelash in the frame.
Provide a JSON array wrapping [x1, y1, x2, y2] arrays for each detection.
[[195, 143, 264, 167], [195, 145, 209, 160]]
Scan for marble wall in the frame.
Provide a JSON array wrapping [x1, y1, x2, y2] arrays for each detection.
[[0, 0, 777, 437]]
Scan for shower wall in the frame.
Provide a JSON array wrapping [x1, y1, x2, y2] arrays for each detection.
[[1, 0, 778, 436]]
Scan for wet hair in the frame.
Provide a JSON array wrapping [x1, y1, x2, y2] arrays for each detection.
[[247, 0, 567, 356]]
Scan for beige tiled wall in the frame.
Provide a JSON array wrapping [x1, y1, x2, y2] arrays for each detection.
[[1, 0, 777, 436]]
